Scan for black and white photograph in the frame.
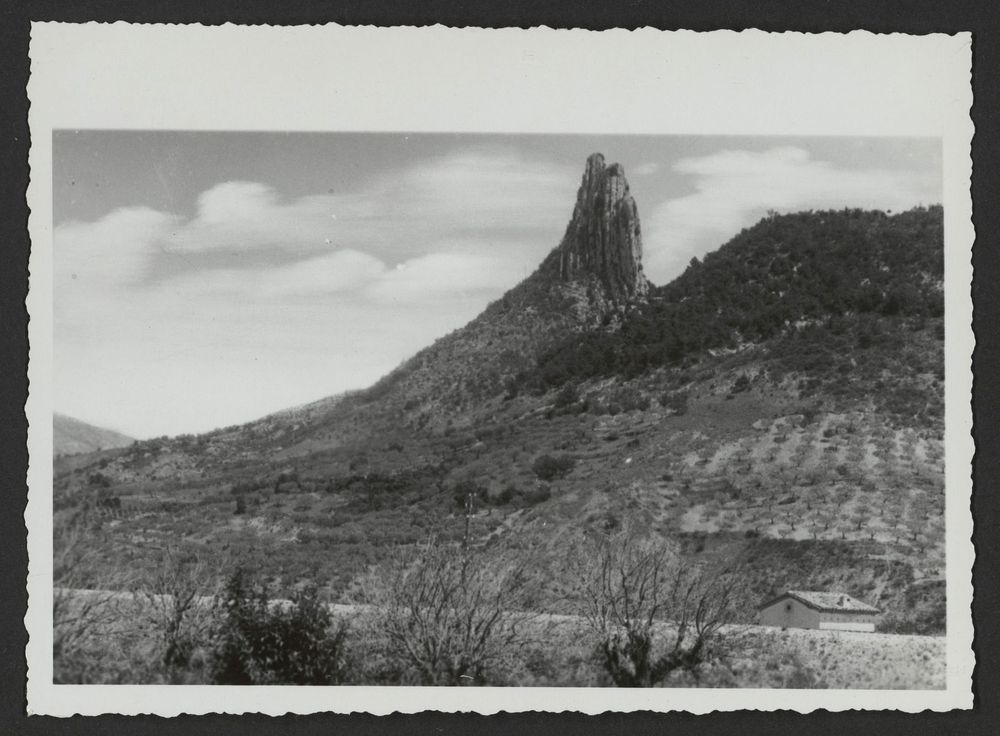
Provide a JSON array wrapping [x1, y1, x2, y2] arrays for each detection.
[[24, 24, 974, 715]]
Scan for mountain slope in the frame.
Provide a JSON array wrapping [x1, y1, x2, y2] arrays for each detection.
[[52, 156, 945, 633], [54, 413, 134, 456], [519, 206, 943, 391]]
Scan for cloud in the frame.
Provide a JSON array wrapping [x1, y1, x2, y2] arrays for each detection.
[[632, 162, 660, 176], [164, 249, 388, 299], [55, 145, 574, 300], [149, 149, 576, 264], [55, 206, 175, 288], [364, 251, 525, 305], [160, 181, 343, 256], [642, 146, 939, 284]]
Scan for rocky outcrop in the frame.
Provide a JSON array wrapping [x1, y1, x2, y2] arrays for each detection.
[[554, 153, 649, 303]]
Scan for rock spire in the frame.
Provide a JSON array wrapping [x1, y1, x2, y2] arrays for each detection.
[[556, 153, 649, 303]]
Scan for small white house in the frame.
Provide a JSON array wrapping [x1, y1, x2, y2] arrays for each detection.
[[758, 590, 880, 632]]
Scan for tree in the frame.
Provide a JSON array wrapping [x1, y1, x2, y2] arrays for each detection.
[[133, 547, 215, 670], [211, 569, 350, 685], [852, 501, 873, 532], [531, 453, 576, 481], [360, 538, 535, 685], [568, 527, 748, 687], [53, 517, 133, 677]]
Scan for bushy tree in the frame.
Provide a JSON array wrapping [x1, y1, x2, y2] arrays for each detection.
[[531, 453, 576, 481], [210, 569, 350, 685]]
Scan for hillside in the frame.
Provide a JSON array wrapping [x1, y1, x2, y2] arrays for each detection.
[[52, 156, 945, 636], [54, 413, 134, 456], [519, 206, 942, 393]]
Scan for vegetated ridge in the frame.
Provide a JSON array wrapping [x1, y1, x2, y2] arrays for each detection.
[[54, 154, 946, 638]]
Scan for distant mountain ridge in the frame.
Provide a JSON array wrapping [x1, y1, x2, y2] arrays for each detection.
[[54, 413, 134, 456]]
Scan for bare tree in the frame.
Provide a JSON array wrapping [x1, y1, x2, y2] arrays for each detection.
[[360, 538, 535, 685], [52, 516, 133, 678], [132, 547, 216, 670], [569, 528, 748, 687]]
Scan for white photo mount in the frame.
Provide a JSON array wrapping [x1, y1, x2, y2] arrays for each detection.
[[25, 23, 974, 715]]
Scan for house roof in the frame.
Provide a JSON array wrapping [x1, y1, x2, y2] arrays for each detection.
[[758, 590, 880, 615]]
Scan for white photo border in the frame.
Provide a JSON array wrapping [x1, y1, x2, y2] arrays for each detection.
[[25, 23, 975, 715]]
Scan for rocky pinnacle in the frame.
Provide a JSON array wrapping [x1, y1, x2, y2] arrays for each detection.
[[556, 153, 649, 303]]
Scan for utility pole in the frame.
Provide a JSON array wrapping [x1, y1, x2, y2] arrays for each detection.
[[463, 490, 475, 550], [462, 488, 476, 587]]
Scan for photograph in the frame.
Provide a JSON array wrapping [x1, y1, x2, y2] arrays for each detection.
[[50, 131, 949, 691], [24, 23, 974, 715]]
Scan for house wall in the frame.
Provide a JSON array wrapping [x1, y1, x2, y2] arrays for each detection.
[[758, 597, 820, 629], [817, 611, 877, 632], [818, 621, 876, 632], [759, 597, 878, 631]]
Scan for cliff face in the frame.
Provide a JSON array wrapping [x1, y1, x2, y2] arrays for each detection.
[[553, 153, 649, 304]]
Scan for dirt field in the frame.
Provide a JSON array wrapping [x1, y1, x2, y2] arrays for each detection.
[[716, 625, 946, 689]]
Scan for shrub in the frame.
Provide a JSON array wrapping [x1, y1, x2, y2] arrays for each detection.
[[521, 484, 552, 506], [452, 479, 486, 509], [493, 484, 516, 506], [95, 490, 120, 511], [554, 382, 581, 409], [210, 569, 350, 685], [660, 390, 689, 416], [531, 453, 576, 481], [88, 472, 111, 488]]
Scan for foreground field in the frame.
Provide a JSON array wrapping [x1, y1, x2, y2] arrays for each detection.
[[55, 589, 944, 689]]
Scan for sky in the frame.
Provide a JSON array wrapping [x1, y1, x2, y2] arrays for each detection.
[[53, 132, 941, 438]]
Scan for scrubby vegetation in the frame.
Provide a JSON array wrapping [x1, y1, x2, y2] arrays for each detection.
[[519, 206, 942, 391], [52, 539, 945, 689]]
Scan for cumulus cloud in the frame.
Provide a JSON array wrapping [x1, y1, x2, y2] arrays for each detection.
[[55, 146, 573, 300], [160, 182, 348, 255], [642, 146, 939, 284], [56, 206, 174, 288], [148, 149, 576, 263]]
